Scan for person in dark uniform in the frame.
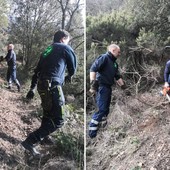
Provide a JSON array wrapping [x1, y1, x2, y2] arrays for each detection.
[[21, 30, 77, 156], [164, 60, 170, 87], [89, 44, 128, 138], [5, 44, 20, 91]]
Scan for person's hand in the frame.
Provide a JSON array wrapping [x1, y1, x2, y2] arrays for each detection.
[[89, 80, 98, 95], [164, 82, 169, 88], [0, 56, 4, 62], [26, 89, 35, 100], [89, 88, 96, 95], [120, 84, 127, 90], [65, 75, 72, 84], [124, 89, 131, 96], [121, 84, 131, 96]]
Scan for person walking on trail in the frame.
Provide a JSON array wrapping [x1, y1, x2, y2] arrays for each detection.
[[4, 44, 21, 92], [164, 60, 170, 87], [21, 30, 77, 156], [89, 44, 129, 138]]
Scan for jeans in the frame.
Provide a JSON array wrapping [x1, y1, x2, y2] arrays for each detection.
[[7, 67, 20, 87]]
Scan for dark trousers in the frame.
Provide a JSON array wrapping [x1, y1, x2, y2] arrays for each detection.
[[26, 82, 65, 144], [91, 85, 112, 123], [89, 85, 112, 138], [168, 76, 170, 84], [7, 67, 20, 87]]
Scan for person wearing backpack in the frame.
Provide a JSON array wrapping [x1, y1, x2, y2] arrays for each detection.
[[89, 44, 129, 138], [21, 30, 77, 157]]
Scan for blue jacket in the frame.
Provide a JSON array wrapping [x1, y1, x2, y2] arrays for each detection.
[[164, 60, 170, 82], [31, 43, 77, 89], [90, 52, 121, 86], [5, 50, 16, 68]]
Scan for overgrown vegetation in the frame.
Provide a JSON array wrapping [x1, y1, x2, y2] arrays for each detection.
[[86, 0, 170, 169], [86, 0, 170, 94], [0, 0, 9, 56], [0, 0, 84, 169], [54, 131, 84, 168]]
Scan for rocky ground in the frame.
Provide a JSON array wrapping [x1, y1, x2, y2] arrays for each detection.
[[86, 88, 170, 170], [0, 64, 84, 170]]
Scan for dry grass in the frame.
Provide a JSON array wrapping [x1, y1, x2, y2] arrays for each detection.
[[87, 87, 170, 170]]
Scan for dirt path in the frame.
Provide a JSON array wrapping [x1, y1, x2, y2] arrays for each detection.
[[0, 75, 42, 169]]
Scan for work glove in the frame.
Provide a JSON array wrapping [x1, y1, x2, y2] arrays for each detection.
[[89, 80, 99, 95], [65, 75, 72, 84], [0, 56, 4, 62], [26, 89, 35, 100], [121, 84, 127, 90], [121, 84, 131, 96], [124, 89, 131, 96]]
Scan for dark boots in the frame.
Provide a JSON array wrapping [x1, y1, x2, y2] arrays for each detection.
[[15, 79, 21, 92], [17, 84, 20, 92], [21, 139, 41, 157], [7, 81, 21, 92], [21, 133, 41, 157]]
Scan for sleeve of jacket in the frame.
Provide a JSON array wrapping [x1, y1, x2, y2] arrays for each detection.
[[64, 46, 77, 77], [30, 55, 43, 89], [114, 63, 122, 80], [114, 69, 122, 80], [5, 50, 12, 62], [90, 55, 107, 72], [164, 60, 170, 82]]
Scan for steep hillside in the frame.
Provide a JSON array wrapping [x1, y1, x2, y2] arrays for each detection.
[[87, 88, 170, 170], [0, 64, 84, 170]]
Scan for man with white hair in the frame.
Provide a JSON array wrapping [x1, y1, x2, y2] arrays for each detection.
[[89, 44, 127, 138], [5, 44, 20, 92]]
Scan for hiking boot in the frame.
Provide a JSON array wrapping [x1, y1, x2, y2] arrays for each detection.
[[89, 128, 98, 138], [21, 140, 41, 157], [40, 136, 55, 145], [17, 85, 21, 92], [89, 123, 98, 138], [99, 116, 107, 128]]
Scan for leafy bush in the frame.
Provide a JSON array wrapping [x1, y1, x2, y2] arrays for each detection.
[[54, 131, 84, 169], [136, 28, 160, 49]]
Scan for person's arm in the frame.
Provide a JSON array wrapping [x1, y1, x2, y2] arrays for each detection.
[[90, 55, 106, 73], [65, 46, 77, 77], [115, 66, 131, 95], [30, 56, 43, 89], [117, 77, 131, 95], [89, 72, 98, 94], [0, 56, 4, 62], [116, 78, 124, 87], [89, 56, 106, 94], [90, 72, 96, 81], [26, 55, 42, 99], [5, 50, 12, 62], [30, 70, 39, 90], [114, 64, 125, 87]]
